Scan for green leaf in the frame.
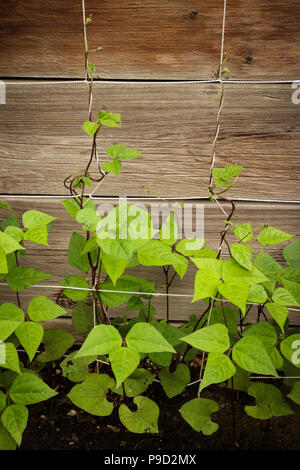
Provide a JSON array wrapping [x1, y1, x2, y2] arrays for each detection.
[[76, 208, 101, 231], [106, 144, 142, 161], [67, 374, 115, 416], [159, 212, 178, 246], [277, 267, 300, 283], [72, 301, 94, 336], [283, 238, 300, 268], [191, 258, 223, 279], [61, 352, 97, 382], [68, 232, 90, 271], [1, 404, 28, 446], [245, 383, 293, 419], [0, 232, 23, 254], [24, 224, 49, 246], [102, 159, 122, 176], [272, 288, 300, 306], [22, 210, 56, 229], [15, 322, 43, 362], [232, 336, 278, 376], [200, 353, 236, 392], [192, 269, 220, 302], [126, 296, 144, 311], [101, 251, 128, 285], [110, 347, 140, 387], [76, 324, 122, 358], [7, 266, 51, 292], [0, 424, 17, 450], [0, 343, 21, 374], [28, 296, 67, 321], [280, 334, 300, 368], [114, 369, 154, 397], [281, 279, 300, 305], [159, 363, 190, 398], [61, 275, 90, 301], [266, 303, 289, 333], [9, 373, 57, 405], [82, 120, 98, 136], [179, 398, 219, 435], [0, 391, 6, 413], [243, 322, 277, 347], [81, 235, 98, 254], [0, 303, 24, 341], [218, 281, 249, 315], [212, 164, 244, 181], [137, 240, 181, 268], [4, 226, 23, 243], [229, 365, 251, 392], [230, 244, 252, 270], [0, 247, 7, 273], [126, 323, 175, 353], [119, 396, 159, 434], [222, 258, 267, 286], [182, 324, 230, 353], [257, 226, 293, 246], [234, 223, 253, 242], [99, 276, 155, 308], [287, 380, 300, 405], [247, 284, 268, 303], [0, 200, 12, 211], [97, 111, 121, 127], [176, 238, 206, 256], [39, 329, 74, 362], [98, 238, 134, 262], [61, 198, 84, 219]]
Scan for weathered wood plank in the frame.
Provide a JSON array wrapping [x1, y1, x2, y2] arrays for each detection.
[[0, 1, 299, 79], [0, 83, 299, 199], [0, 199, 299, 325]]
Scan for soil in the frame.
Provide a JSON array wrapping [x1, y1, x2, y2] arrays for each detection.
[[19, 361, 300, 452]]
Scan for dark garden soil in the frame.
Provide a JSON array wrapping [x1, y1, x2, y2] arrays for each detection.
[[18, 361, 300, 452]]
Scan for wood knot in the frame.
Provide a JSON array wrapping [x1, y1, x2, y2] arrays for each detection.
[[245, 56, 253, 64], [189, 10, 199, 19]]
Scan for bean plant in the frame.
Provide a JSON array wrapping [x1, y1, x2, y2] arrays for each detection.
[[0, 14, 300, 448]]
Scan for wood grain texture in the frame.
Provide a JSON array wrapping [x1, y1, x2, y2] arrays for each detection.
[[0, 82, 299, 199], [0, 199, 299, 327], [0, 1, 299, 79]]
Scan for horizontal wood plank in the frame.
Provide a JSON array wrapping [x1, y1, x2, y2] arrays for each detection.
[[0, 83, 299, 199], [0, 199, 299, 326], [1, 1, 299, 79]]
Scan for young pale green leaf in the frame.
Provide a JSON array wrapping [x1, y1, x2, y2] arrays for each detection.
[[266, 303, 289, 333], [222, 258, 267, 286], [68, 373, 115, 416], [0, 232, 23, 255], [97, 237, 134, 262], [230, 243, 253, 270], [193, 269, 221, 303], [105, 144, 126, 159], [1, 404, 28, 446], [97, 111, 121, 127], [28, 296, 67, 322], [176, 238, 206, 257], [234, 223, 253, 242], [232, 336, 278, 376], [245, 382, 293, 420], [7, 266, 52, 292], [287, 380, 300, 405], [81, 235, 98, 255], [0, 343, 21, 375], [212, 164, 244, 181], [0, 247, 7, 273], [72, 301, 94, 336], [119, 396, 159, 434], [102, 159, 122, 176], [247, 284, 268, 303], [257, 226, 293, 246], [22, 210, 56, 229], [76, 208, 101, 232], [15, 322, 44, 362], [110, 347, 140, 387], [39, 329, 74, 362], [171, 253, 189, 279], [182, 324, 230, 353], [137, 240, 180, 267], [23, 224, 48, 246], [61, 352, 97, 383], [9, 373, 58, 405], [4, 226, 23, 244], [272, 287, 300, 307], [101, 251, 128, 285], [61, 275, 90, 301], [218, 281, 249, 315], [159, 363, 191, 398], [280, 334, 300, 368], [200, 353, 236, 392], [126, 323, 175, 354], [76, 324, 122, 358], [179, 398, 219, 435], [68, 232, 90, 272], [0, 424, 17, 450], [283, 238, 300, 268], [61, 198, 85, 220], [191, 258, 222, 279], [82, 120, 99, 136], [281, 279, 300, 305], [0, 303, 24, 341]]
